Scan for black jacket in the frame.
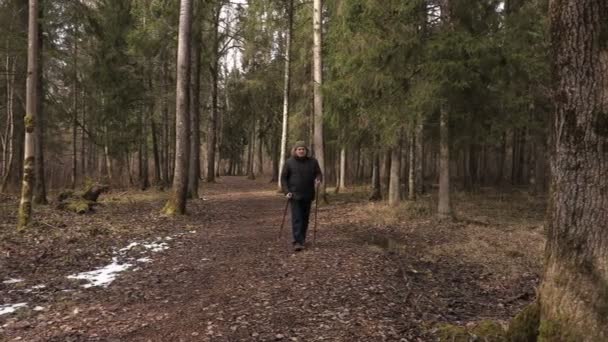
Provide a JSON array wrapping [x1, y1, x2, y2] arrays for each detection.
[[281, 156, 323, 201]]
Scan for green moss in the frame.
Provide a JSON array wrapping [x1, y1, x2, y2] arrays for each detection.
[[471, 320, 506, 341], [507, 302, 540, 342], [161, 198, 177, 216], [66, 199, 92, 214], [24, 114, 35, 133], [438, 323, 469, 342], [17, 201, 32, 230], [538, 319, 580, 342]]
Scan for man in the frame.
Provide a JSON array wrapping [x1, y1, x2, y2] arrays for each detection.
[[280, 141, 323, 251]]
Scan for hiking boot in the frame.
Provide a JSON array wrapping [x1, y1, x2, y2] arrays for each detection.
[[294, 243, 304, 252]]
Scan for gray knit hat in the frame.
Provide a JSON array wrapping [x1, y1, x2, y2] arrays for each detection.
[[293, 141, 307, 149]]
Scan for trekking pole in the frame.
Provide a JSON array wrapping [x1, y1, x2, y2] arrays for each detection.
[[313, 183, 320, 245], [278, 198, 290, 240]]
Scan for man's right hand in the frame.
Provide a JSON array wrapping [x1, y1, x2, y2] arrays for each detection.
[[286, 193, 293, 199]]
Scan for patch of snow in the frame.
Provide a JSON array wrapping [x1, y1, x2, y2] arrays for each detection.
[[3, 278, 24, 284], [190, 230, 197, 234], [119, 242, 140, 253], [137, 257, 152, 263], [0, 303, 27, 316], [164, 237, 173, 241], [142, 242, 169, 253], [67, 258, 133, 288], [33, 306, 45, 311]]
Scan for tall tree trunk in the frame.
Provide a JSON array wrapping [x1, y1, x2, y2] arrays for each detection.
[[81, 93, 86, 178], [151, 119, 162, 185], [206, 3, 221, 183], [278, 0, 293, 191], [18, 0, 39, 228], [2, 42, 12, 182], [408, 133, 416, 201], [141, 110, 150, 190], [382, 149, 391, 197], [438, 0, 452, 220], [369, 153, 381, 201], [71, 31, 78, 189], [33, 13, 46, 205], [188, 20, 202, 199], [495, 132, 506, 185], [388, 145, 401, 206], [538, 1, 608, 340], [162, 0, 192, 215], [247, 121, 256, 180], [339, 147, 346, 190], [312, 0, 326, 199], [256, 134, 263, 175], [271, 134, 279, 182], [415, 121, 424, 194], [437, 104, 452, 220], [161, 59, 170, 186]]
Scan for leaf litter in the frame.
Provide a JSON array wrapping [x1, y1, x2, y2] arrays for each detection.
[[0, 178, 544, 341]]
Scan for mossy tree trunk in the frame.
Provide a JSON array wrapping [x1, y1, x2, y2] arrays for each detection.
[[538, 1, 608, 340], [162, 0, 192, 216], [18, 0, 40, 229]]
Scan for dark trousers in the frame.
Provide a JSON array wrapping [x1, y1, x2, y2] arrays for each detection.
[[291, 199, 312, 245]]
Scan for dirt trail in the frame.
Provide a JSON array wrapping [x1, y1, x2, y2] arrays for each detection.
[[2, 177, 421, 341]]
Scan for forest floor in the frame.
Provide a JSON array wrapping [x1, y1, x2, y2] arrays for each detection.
[[0, 177, 545, 341]]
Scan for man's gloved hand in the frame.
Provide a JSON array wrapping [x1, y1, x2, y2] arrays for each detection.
[[286, 192, 293, 199]]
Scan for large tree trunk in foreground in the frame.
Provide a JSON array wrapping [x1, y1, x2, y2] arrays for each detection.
[[18, 0, 40, 228], [162, 0, 192, 216], [312, 0, 326, 200], [536, 1, 608, 340]]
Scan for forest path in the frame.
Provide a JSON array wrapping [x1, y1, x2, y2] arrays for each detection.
[[3, 177, 417, 341]]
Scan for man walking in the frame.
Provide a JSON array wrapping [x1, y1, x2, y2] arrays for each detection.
[[281, 141, 323, 251]]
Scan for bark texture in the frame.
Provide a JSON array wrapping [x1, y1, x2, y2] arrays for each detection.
[[437, 105, 452, 220], [162, 0, 192, 216], [18, 0, 40, 228], [312, 0, 326, 199], [538, 1, 608, 341], [278, 0, 293, 191]]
